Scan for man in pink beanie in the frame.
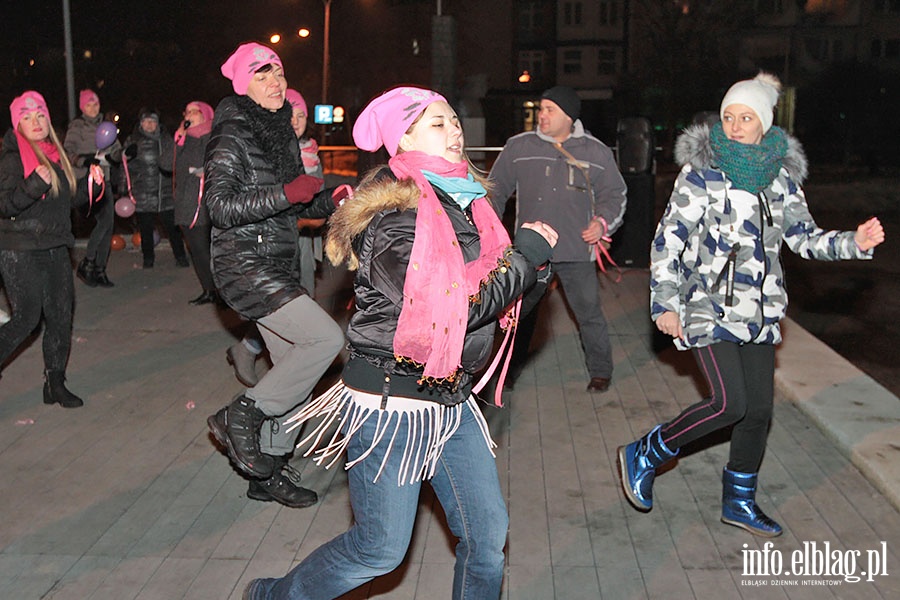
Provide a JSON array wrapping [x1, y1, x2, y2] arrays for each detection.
[[64, 89, 122, 288]]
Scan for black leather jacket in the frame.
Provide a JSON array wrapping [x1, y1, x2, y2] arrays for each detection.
[[332, 170, 553, 405], [204, 96, 334, 319]]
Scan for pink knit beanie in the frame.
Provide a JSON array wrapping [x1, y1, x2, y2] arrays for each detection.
[[186, 101, 215, 124], [285, 89, 308, 116], [79, 89, 100, 113], [352, 87, 445, 156], [220, 43, 283, 95], [10, 90, 50, 128]]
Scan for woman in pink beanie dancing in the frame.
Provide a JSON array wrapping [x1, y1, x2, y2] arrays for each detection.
[[242, 86, 558, 599]]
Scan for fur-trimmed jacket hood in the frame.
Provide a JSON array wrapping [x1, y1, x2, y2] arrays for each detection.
[[326, 171, 420, 270], [674, 123, 808, 186]]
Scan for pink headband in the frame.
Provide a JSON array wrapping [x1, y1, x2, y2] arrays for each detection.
[[285, 89, 308, 116], [352, 87, 446, 157], [10, 90, 50, 128], [186, 101, 215, 124], [79, 89, 100, 112], [220, 43, 283, 95]]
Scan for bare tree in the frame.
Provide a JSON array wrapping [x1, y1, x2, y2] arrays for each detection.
[[622, 0, 754, 155]]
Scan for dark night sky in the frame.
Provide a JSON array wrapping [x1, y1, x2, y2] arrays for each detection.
[[1, 0, 403, 135]]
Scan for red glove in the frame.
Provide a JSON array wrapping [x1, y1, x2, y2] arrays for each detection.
[[284, 174, 324, 204], [331, 184, 354, 207]]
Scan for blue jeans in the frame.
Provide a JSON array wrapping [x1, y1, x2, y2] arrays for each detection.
[[251, 400, 508, 599]]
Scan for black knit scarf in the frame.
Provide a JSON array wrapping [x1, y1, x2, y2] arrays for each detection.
[[234, 95, 301, 184]]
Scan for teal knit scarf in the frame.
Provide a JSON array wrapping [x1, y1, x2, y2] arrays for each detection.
[[709, 122, 788, 193]]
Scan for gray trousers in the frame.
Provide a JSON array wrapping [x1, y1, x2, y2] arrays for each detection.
[[247, 295, 344, 455]]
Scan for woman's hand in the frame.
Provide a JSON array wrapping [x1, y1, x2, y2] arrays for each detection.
[[521, 221, 559, 248], [655, 311, 683, 340], [35, 165, 51, 184], [854, 217, 885, 252], [89, 164, 105, 185]]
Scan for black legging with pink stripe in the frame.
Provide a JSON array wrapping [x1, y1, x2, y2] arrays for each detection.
[[660, 341, 776, 473]]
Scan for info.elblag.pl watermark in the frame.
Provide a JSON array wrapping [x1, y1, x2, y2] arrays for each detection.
[[740, 541, 889, 586]]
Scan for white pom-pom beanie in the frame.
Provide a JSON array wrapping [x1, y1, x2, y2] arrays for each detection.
[[719, 72, 782, 133]]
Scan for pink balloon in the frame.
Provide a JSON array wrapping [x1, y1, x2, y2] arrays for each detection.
[[95, 121, 118, 150], [115, 197, 135, 218]]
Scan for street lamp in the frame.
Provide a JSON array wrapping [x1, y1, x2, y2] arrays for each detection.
[[322, 0, 333, 105]]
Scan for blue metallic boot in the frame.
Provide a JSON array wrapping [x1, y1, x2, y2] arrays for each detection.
[[617, 425, 679, 512], [721, 468, 783, 537]]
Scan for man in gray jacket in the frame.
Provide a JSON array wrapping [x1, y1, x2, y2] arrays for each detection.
[[490, 86, 627, 392]]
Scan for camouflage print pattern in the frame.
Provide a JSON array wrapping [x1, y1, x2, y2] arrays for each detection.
[[650, 125, 871, 351]]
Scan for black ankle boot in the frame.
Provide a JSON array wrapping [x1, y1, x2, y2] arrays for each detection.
[[247, 456, 318, 508], [43, 370, 84, 408], [76, 258, 99, 287], [94, 267, 114, 288], [207, 395, 275, 478]]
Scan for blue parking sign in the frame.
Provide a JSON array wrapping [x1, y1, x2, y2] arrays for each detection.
[[314, 105, 334, 124]]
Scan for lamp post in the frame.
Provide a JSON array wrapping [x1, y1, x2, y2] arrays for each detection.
[[322, 0, 333, 105]]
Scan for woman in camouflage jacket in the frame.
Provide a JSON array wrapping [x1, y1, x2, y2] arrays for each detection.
[[617, 73, 885, 538]]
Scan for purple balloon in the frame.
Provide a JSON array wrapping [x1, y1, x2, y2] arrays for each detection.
[[95, 121, 118, 150], [115, 197, 135, 218]]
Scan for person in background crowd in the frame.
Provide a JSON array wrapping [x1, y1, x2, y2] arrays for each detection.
[[173, 100, 220, 305], [121, 108, 189, 269], [242, 86, 557, 600], [490, 85, 627, 393], [286, 88, 324, 294], [204, 43, 349, 509], [65, 89, 122, 288], [0, 91, 104, 406], [617, 72, 885, 537]]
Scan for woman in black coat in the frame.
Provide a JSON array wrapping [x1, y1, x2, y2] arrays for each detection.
[[173, 100, 218, 304], [121, 108, 188, 269], [204, 43, 348, 509], [0, 91, 103, 407]]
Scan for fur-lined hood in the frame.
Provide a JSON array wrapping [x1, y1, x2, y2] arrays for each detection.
[[325, 173, 421, 270], [674, 123, 808, 185]]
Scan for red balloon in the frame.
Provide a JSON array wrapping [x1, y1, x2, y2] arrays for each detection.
[[132, 232, 141, 247], [115, 197, 135, 218], [110, 234, 126, 250], [95, 121, 118, 150]]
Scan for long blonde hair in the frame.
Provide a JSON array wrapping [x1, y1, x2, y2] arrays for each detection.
[[18, 123, 77, 197]]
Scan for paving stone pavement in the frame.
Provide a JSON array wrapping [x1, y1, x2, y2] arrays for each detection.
[[0, 246, 898, 600]]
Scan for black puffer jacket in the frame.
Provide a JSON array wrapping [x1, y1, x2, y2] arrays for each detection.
[[204, 96, 334, 320], [325, 169, 553, 405], [0, 129, 90, 250], [121, 124, 174, 213]]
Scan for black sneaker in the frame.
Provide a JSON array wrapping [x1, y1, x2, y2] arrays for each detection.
[[248, 461, 318, 508]]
